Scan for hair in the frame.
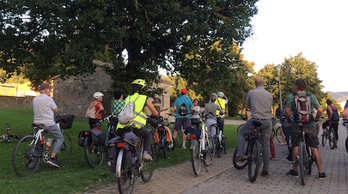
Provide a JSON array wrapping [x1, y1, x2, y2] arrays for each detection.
[[295, 78, 307, 90], [114, 89, 122, 99], [193, 99, 198, 104], [326, 99, 333, 105], [131, 84, 143, 93]]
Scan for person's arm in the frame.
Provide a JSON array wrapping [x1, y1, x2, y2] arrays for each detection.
[[146, 98, 158, 117], [327, 106, 333, 120], [315, 107, 323, 120]]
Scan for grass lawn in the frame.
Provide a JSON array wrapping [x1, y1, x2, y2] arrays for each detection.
[[0, 108, 239, 194]]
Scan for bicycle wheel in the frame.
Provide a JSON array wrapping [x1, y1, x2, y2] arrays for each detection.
[[329, 129, 336, 150], [248, 139, 261, 182], [275, 126, 282, 144], [204, 135, 214, 166], [298, 141, 308, 185], [12, 135, 40, 177], [232, 146, 248, 170], [140, 141, 154, 182], [322, 133, 327, 147], [55, 132, 72, 163], [222, 136, 227, 154], [162, 136, 168, 159], [236, 124, 244, 134], [345, 137, 348, 153], [117, 150, 135, 194], [215, 138, 221, 158], [84, 137, 104, 168], [191, 139, 201, 176]]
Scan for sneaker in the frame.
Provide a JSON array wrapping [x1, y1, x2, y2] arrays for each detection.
[[286, 169, 298, 177], [319, 172, 327, 180], [286, 155, 292, 162], [143, 151, 153, 162], [47, 157, 60, 168], [168, 143, 173, 149], [182, 144, 187, 149], [261, 171, 269, 177]]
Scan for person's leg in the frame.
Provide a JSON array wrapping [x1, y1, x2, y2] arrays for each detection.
[[322, 121, 329, 134], [133, 127, 151, 152], [280, 126, 286, 144], [205, 119, 217, 137], [181, 118, 191, 149], [306, 129, 325, 175], [237, 120, 254, 157], [270, 134, 276, 159], [45, 125, 64, 158], [173, 118, 182, 140], [260, 119, 272, 172], [333, 123, 339, 147]]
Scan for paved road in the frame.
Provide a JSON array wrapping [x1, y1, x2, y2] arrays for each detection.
[[87, 121, 348, 194]]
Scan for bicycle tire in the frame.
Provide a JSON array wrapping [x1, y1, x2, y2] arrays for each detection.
[[204, 135, 214, 166], [236, 124, 244, 134], [346, 137, 348, 153], [117, 150, 135, 194], [84, 137, 104, 168], [275, 126, 282, 144], [248, 139, 261, 182], [298, 141, 308, 185], [140, 141, 154, 182], [322, 133, 327, 147], [222, 137, 226, 154], [12, 135, 39, 177], [191, 139, 201, 176], [56, 132, 72, 163], [215, 139, 221, 158], [232, 146, 248, 170], [329, 129, 336, 150], [163, 136, 168, 159]]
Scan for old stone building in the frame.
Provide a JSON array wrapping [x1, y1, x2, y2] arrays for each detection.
[[52, 60, 172, 118]]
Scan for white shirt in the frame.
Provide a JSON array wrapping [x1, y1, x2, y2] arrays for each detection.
[[33, 93, 57, 126]]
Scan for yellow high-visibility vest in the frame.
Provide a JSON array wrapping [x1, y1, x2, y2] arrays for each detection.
[[117, 93, 147, 129], [215, 98, 225, 117]]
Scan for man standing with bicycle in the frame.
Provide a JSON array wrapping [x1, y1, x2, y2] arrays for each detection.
[[236, 77, 273, 176], [32, 83, 64, 168], [285, 78, 327, 179]]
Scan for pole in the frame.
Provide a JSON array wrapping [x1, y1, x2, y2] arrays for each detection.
[[277, 66, 282, 108]]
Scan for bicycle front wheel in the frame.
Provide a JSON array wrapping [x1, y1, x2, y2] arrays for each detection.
[[322, 133, 327, 147], [275, 126, 282, 143], [203, 135, 214, 166], [215, 138, 221, 158], [140, 142, 154, 182], [117, 150, 135, 194], [345, 137, 348, 153], [236, 124, 244, 134], [298, 141, 308, 185], [84, 137, 104, 168], [329, 129, 336, 150], [191, 139, 201, 176], [233, 146, 248, 170], [12, 135, 39, 177], [57, 132, 72, 163], [248, 140, 261, 182]]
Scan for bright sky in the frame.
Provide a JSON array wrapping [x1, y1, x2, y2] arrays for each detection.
[[242, 0, 348, 92]]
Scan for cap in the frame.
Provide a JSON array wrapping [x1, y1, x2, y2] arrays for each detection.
[[39, 83, 51, 91], [181, 88, 187, 94]]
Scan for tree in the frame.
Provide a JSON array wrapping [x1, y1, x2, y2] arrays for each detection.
[[0, 0, 259, 90]]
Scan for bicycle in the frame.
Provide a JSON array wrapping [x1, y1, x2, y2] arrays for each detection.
[[232, 120, 263, 182], [272, 117, 284, 144], [342, 119, 348, 153], [186, 112, 215, 176], [114, 125, 155, 194], [236, 113, 248, 134], [214, 122, 226, 158], [0, 123, 23, 143], [83, 114, 117, 168], [12, 114, 74, 177], [297, 120, 315, 185], [321, 121, 336, 149]]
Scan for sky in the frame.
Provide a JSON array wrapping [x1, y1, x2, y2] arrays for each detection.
[[241, 0, 348, 92]]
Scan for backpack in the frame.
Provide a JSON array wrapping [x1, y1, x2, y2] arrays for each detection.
[[118, 95, 140, 124], [331, 106, 340, 121], [85, 102, 97, 118], [178, 98, 188, 116], [293, 92, 313, 123]]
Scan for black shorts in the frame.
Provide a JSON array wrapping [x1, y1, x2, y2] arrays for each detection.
[[174, 118, 191, 131], [291, 125, 319, 148]]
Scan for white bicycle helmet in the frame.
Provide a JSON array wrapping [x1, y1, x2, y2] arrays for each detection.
[[93, 92, 104, 99], [217, 92, 224, 98]]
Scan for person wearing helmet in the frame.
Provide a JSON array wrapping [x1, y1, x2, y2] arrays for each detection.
[[88, 92, 105, 129], [215, 91, 227, 134], [204, 93, 224, 137], [116, 79, 158, 162]]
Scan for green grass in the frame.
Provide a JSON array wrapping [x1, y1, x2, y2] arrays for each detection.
[[0, 108, 239, 194]]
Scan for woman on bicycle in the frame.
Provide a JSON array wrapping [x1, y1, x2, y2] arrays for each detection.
[[116, 79, 158, 162], [204, 93, 223, 137]]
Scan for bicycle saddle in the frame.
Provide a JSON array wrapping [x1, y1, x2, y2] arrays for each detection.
[[32, 122, 45, 128], [252, 120, 262, 128]]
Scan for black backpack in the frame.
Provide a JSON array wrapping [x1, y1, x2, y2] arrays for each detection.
[[178, 98, 188, 116]]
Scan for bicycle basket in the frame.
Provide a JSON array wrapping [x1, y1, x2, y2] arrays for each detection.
[[56, 114, 75, 129]]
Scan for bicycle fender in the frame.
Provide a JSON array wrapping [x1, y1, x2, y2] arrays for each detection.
[[116, 148, 125, 178]]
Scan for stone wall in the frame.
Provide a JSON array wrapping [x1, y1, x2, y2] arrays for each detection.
[[0, 96, 34, 108]]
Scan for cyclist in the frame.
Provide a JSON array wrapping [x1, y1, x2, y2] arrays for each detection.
[[32, 83, 64, 168], [285, 78, 326, 180], [341, 99, 348, 117], [236, 77, 273, 177], [191, 99, 200, 124], [88, 92, 105, 130], [204, 93, 224, 137], [322, 99, 339, 148], [215, 92, 226, 134], [116, 79, 158, 162]]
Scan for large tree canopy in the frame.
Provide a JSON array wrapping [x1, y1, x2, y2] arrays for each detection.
[[0, 0, 258, 89]]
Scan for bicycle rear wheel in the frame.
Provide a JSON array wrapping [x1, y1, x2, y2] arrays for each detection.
[[248, 140, 261, 182], [298, 141, 308, 185], [56, 132, 72, 163], [140, 141, 154, 182], [203, 135, 214, 166], [191, 139, 201, 176], [84, 137, 104, 168], [345, 137, 348, 153], [12, 135, 39, 177], [117, 150, 135, 194], [236, 124, 244, 134], [322, 133, 327, 147], [329, 129, 336, 150], [275, 126, 282, 143], [215, 138, 221, 158]]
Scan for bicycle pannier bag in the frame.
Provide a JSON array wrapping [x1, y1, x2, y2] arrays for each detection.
[[90, 130, 106, 146], [78, 131, 91, 147], [106, 136, 122, 173], [293, 93, 313, 123]]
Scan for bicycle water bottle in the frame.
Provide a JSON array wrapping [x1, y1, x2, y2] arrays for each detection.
[[46, 138, 53, 146]]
